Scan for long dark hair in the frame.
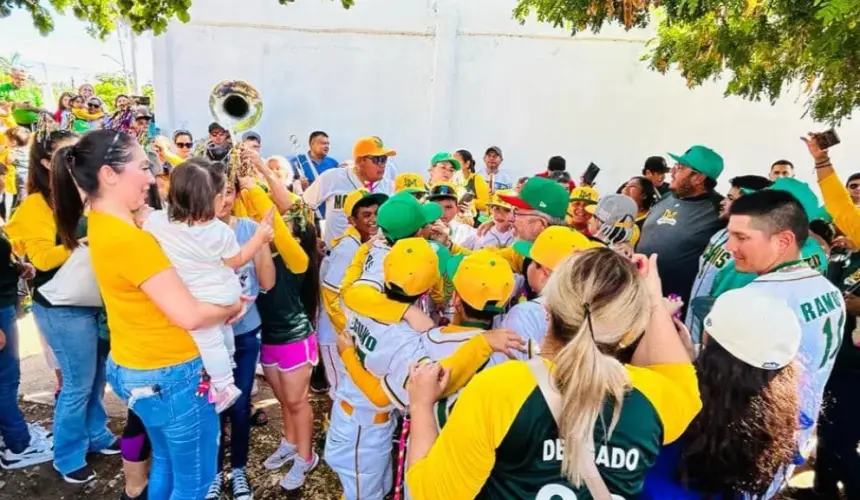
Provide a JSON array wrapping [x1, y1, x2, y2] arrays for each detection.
[[617, 176, 657, 212], [289, 216, 320, 324], [28, 130, 77, 207], [52, 130, 137, 249], [677, 342, 799, 498], [456, 149, 475, 174], [57, 92, 73, 112]]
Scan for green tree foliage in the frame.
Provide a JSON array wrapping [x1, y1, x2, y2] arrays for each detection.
[[91, 73, 155, 112], [513, 0, 860, 124], [1, 0, 355, 39]]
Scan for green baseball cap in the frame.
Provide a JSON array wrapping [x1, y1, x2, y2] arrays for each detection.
[[668, 145, 724, 181], [430, 152, 461, 171], [377, 192, 443, 241], [498, 177, 569, 220], [769, 177, 823, 221]]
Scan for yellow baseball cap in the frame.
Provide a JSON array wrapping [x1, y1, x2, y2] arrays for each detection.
[[384, 237, 444, 297], [343, 188, 389, 218], [448, 250, 515, 313], [513, 226, 603, 270], [570, 186, 599, 205], [486, 190, 514, 210], [353, 136, 396, 159], [395, 173, 427, 194]]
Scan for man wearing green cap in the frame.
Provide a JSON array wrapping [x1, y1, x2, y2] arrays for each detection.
[[637, 145, 726, 318]]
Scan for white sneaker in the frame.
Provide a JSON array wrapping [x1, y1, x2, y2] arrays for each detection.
[[263, 439, 297, 470], [212, 384, 242, 414], [0, 424, 51, 452], [279, 452, 319, 491], [0, 435, 53, 470], [250, 379, 259, 397]]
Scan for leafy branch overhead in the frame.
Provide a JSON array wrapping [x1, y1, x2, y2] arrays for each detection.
[[513, 0, 860, 123], [1, 0, 354, 39]]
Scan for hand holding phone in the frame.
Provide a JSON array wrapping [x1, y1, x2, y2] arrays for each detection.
[[814, 129, 841, 150], [582, 163, 600, 187]]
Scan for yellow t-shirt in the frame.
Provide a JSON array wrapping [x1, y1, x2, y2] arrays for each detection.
[[88, 210, 199, 369]]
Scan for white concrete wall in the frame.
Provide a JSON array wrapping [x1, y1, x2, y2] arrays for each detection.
[[152, 0, 860, 192]]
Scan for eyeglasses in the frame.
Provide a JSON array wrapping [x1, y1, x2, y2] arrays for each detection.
[[175, 142, 193, 149], [365, 156, 388, 165]]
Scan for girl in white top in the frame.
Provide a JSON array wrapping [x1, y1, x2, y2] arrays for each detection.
[[139, 159, 274, 413]]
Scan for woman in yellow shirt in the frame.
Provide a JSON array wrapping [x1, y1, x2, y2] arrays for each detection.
[[49, 130, 243, 498], [405, 249, 702, 499], [5, 129, 119, 484]]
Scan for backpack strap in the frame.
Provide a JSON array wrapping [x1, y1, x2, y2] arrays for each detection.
[[527, 358, 614, 500]]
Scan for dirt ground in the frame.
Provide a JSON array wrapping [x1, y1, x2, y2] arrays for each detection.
[[0, 392, 351, 500]]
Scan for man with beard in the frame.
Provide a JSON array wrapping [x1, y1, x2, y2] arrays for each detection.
[[636, 145, 725, 318]]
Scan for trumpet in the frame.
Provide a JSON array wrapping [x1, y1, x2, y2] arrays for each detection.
[[208, 80, 263, 181]]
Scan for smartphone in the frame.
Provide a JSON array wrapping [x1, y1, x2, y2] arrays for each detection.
[[459, 192, 476, 204], [582, 162, 600, 186], [132, 95, 151, 107], [815, 129, 841, 150]]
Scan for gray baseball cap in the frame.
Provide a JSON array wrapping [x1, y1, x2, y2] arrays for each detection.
[[586, 194, 638, 244]]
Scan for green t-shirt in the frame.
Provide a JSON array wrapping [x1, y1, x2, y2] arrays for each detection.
[[0, 82, 43, 125]]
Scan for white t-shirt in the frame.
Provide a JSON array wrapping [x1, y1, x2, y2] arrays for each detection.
[[143, 210, 242, 305], [475, 167, 514, 192], [449, 220, 476, 247], [303, 167, 394, 247], [460, 225, 515, 250]]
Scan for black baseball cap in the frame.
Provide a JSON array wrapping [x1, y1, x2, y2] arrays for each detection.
[[643, 156, 669, 173], [242, 131, 261, 143], [208, 122, 226, 133], [485, 146, 503, 159]]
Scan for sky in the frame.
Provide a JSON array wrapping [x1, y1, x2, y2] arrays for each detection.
[[1, 7, 153, 87]]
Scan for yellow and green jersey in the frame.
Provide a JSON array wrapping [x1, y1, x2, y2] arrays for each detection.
[[407, 359, 701, 500]]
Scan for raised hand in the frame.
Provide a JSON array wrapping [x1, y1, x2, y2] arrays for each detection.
[[482, 328, 527, 358]]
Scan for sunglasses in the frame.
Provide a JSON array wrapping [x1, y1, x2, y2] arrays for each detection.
[[175, 142, 193, 148], [88, 103, 100, 108], [365, 156, 388, 165]]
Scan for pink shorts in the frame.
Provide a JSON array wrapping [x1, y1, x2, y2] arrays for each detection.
[[261, 333, 319, 372]]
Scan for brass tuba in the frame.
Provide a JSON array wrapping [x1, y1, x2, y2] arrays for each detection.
[[208, 80, 263, 179]]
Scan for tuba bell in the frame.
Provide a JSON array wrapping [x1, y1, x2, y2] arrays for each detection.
[[207, 80, 263, 179]]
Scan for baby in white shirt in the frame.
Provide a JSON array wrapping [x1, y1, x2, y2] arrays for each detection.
[[141, 160, 273, 413]]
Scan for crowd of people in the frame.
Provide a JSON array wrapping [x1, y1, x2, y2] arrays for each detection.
[[0, 64, 858, 500]]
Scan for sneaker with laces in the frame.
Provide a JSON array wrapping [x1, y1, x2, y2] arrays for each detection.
[[279, 452, 319, 491], [54, 463, 96, 484], [231, 467, 253, 500], [263, 439, 297, 470], [212, 384, 242, 414], [0, 434, 53, 470], [204, 471, 224, 500]]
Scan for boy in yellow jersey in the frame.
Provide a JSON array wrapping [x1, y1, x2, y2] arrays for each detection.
[[500, 226, 603, 350], [567, 185, 599, 235], [338, 250, 525, 422], [460, 191, 515, 250], [326, 239, 520, 500], [318, 188, 388, 399]]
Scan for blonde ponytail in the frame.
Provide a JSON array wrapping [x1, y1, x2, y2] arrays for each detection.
[[542, 247, 651, 486]]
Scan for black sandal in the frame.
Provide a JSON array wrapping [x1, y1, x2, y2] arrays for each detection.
[[250, 407, 268, 427]]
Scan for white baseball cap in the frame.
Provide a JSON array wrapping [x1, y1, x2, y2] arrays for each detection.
[[703, 287, 801, 370]]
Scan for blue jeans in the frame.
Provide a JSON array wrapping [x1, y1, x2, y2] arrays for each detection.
[[32, 303, 113, 473], [0, 304, 30, 453], [107, 355, 220, 500], [218, 329, 261, 469]]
